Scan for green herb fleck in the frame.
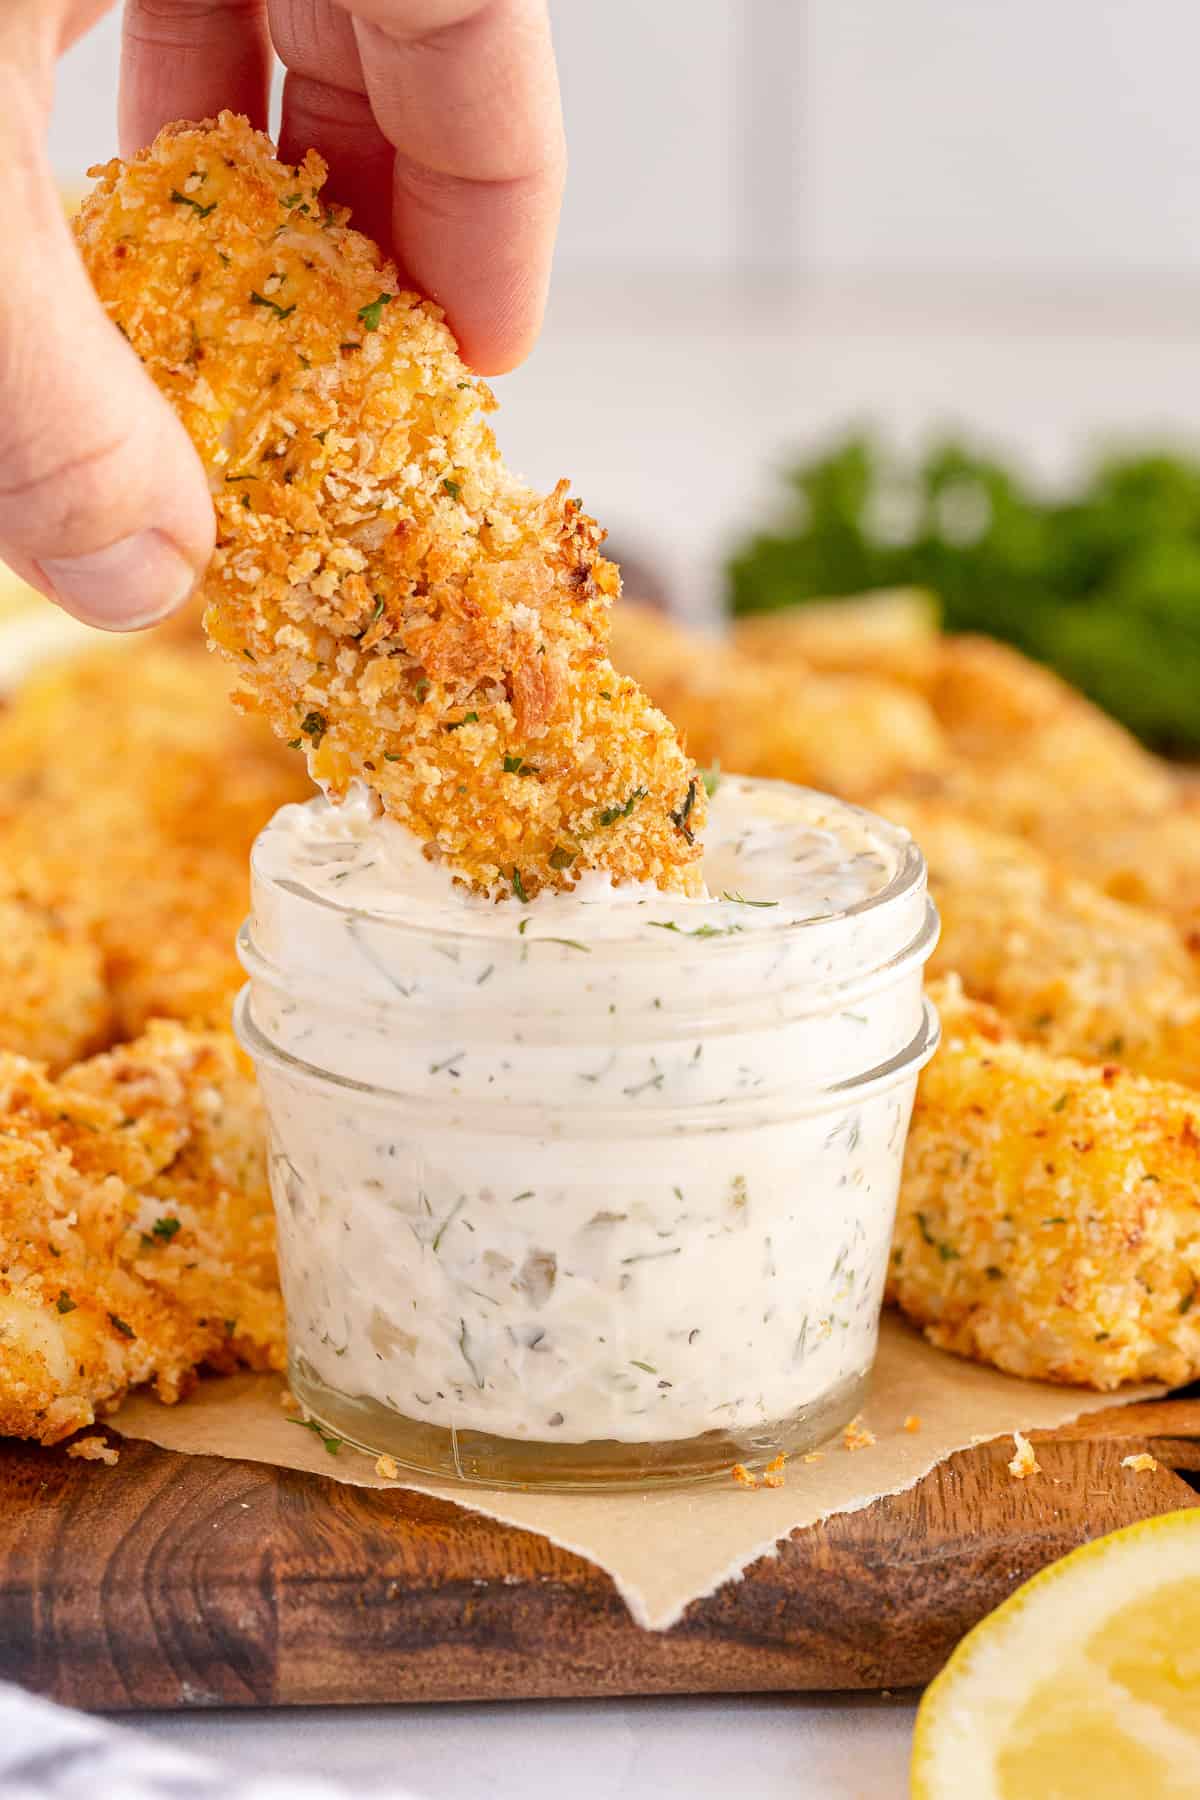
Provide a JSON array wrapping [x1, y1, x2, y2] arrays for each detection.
[[442, 477, 462, 501], [1041, 1216, 1068, 1227], [721, 890, 779, 907], [512, 867, 529, 903], [108, 1313, 135, 1339], [170, 188, 216, 219], [250, 290, 296, 321], [597, 787, 647, 828], [701, 762, 722, 797], [670, 777, 699, 843], [985, 1265, 1005, 1280], [549, 846, 577, 869], [649, 919, 744, 940], [152, 1216, 181, 1243], [630, 1359, 658, 1375], [503, 754, 527, 774], [287, 738, 302, 750], [290, 1417, 343, 1455], [300, 710, 327, 749], [56, 1292, 76, 1314], [414, 679, 431, 702], [357, 292, 395, 332], [1051, 1093, 1069, 1113], [444, 711, 479, 731], [383, 751, 402, 762], [1181, 1285, 1196, 1315]]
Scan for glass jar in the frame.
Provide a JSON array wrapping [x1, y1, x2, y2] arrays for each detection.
[[235, 776, 939, 1491]]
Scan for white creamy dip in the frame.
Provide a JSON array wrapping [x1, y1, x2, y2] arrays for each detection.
[[237, 776, 939, 1481]]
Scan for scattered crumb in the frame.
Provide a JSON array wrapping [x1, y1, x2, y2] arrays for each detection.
[[1121, 1452, 1159, 1473], [279, 1389, 300, 1412], [67, 1435, 119, 1466], [803, 1451, 824, 1464], [761, 1453, 787, 1489], [843, 1415, 876, 1452], [1007, 1431, 1040, 1479], [375, 1453, 400, 1480], [903, 1414, 922, 1433], [731, 1463, 758, 1489]]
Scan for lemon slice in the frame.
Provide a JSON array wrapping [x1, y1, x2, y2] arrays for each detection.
[[912, 1507, 1200, 1799]]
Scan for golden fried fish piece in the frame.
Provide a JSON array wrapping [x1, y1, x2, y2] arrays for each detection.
[[0, 1022, 284, 1444], [890, 979, 1200, 1391], [76, 113, 704, 901]]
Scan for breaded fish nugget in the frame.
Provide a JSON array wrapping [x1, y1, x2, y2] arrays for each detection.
[[880, 796, 1200, 1086], [890, 979, 1200, 1390], [0, 1023, 284, 1444], [76, 114, 704, 900], [611, 602, 948, 799]]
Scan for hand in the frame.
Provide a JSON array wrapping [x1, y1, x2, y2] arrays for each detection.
[[0, 2, 565, 631]]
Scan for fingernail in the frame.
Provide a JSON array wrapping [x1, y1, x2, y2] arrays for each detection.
[[37, 530, 199, 630]]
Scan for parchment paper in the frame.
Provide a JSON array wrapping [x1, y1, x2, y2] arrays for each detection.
[[112, 1312, 1160, 1631]]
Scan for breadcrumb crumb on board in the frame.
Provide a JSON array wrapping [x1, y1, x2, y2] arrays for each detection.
[[1007, 1431, 1040, 1479], [842, 1415, 876, 1452], [1120, 1452, 1159, 1473], [66, 1435, 119, 1466]]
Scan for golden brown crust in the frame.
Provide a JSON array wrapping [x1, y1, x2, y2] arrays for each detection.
[[891, 979, 1200, 1391], [877, 794, 1200, 1086], [0, 1022, 284, 1445], [75, 113, 704, 899]]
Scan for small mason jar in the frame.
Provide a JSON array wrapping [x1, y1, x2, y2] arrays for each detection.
[[235, 776, 939, 1491]]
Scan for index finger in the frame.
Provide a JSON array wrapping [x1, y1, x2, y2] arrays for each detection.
[[338, 0, 565, 374]]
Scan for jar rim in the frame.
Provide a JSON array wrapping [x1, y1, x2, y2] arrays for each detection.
[[251, 786, 925, 962], [234, 987, 941, 1136]]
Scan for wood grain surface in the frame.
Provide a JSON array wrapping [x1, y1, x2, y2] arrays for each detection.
[[2, 1400, 1197, 1711]]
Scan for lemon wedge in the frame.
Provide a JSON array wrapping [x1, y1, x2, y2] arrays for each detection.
[[912, 1507, 1200, 1799]]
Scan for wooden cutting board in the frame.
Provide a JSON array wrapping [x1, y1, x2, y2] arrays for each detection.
[[2, 1398, 1197, 1712]]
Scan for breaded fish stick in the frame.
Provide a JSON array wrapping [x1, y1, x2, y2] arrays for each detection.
[[76, 114, 704, 900]]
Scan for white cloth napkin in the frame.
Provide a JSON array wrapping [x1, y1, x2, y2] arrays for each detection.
[[0, 1684, 359, 1799]]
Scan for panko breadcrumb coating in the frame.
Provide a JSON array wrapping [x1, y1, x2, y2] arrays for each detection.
[[75, 113, 704, 900], [878, 795, 1200, 1087], [0, 643, 308, 1041], [610, 602, 949, 799], [891, 978, 1200, 1391], [0, 1022, 284, 1444]]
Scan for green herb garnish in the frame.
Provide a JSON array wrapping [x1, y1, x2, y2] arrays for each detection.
[[444, 711, 478, 731], [442, 477, 462, 501], [108, 1313, 135, 1339], [383, 750, 402, 761], [549, 846, 577, 870], [721, 890, 779, 907], [512, 867, 529, 903], [630, 1359, 658, 1375], [56, 1292, 76, 1314], [503, 754, 528, 774], [701, 762, 721, 797]]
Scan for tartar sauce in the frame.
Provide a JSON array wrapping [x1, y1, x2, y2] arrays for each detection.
[[237, 775, 939, 1484]]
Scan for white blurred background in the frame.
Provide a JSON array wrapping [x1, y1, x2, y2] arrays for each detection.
[[49, 1, 1200, 616]]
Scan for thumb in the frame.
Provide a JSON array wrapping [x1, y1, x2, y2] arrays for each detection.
[[0, 95, 213, 629]]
